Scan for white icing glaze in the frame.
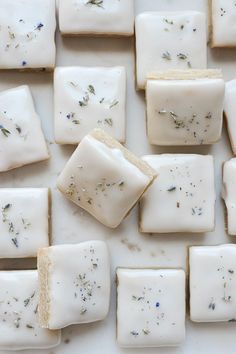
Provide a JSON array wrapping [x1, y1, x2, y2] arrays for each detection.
[[42, 241, 110, 329], [140, 154, 215, 233], [135, 12, 207, 89], [117, 268, 186, 348], [0, 0, 56, 69], [0, 270, 60, 350], [146, 77, 225, 145], [0, 85, 49, 172], [190, 244, 236, 322], [57, 133, 150, 228], [0, 188, 49, 258], [222, 158, 236, 236], [224, 79, 236, 154], [54, 66, 126, 144], [59, 0, 134, 35], [212, 0, 236, 47]]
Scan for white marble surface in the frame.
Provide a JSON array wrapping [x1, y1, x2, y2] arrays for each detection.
[[0, 0, 235, 353]]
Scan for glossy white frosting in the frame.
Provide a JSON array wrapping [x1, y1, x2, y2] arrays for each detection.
[[135, 12, 207, 89], [146, 77, 225, 145], [117, 268, 186, 348], [57, 132, 150, 228], [54, 66, 126, 144], [0, 188, 49, 258], [0, 85, 49, 172], [59, 0, 134, 36], [41, 241, 110, 330], [222, 158, 236, 236], [211, 0, 236, 47], [0, 0, 56, 69], [190, 244, 236, 322], [0, 270, 60, 350], [224, 79, 236, 154], [140, 154, 215, 233]]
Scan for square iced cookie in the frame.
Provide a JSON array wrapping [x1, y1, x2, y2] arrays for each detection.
[[140, 154, 215, 233], [54, 66, 126, 144], [211, 0, 236, 48], [0, 188, 49, 258], [135, 12, 207, 89], [0, 0, 56, 70], [224, 79, 236, 154], [222, 158, 236, 236], [57, 129, 157, 228], [117, 268, 186, 348], [190, 244, 236, 322], [38, 241, 110, 330], [59, 0, 134, 36], [146, 70, 225, 146], [0, 270, 60, 350], [0, 85, 49, 172]]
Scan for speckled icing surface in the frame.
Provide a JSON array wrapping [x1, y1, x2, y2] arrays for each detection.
[[0, 270, 60, 350], [0, 0, 56, 69], [0, 85, 49, 172], [40, 241, 110, 330], [54, 66, 126, 144], [224, 79, 236, 154], [57, 133, 151, 228], [59, 0, 134, 35], [211, 0, 236, 47], [135, 11, 207, 89], [0, 188, 49, 258], [190, 245, 236, 322], [146, 77, 225, 145], [117, 268, 186, 348], [222, 158, 236, 236], [140, 154, 215, 233]]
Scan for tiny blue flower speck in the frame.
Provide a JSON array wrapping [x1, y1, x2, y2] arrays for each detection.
[[36, 23, 44, 30], [156, 302, 160, 308]]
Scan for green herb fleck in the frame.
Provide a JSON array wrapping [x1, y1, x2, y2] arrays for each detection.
[[15, 125, 22, 134], [88, 85, 95, 95], [0, 125, 11, 137], [205, 112, 212, 119], [14, 318, 21, 328], [86, 0, 104, 8], [163, 18, 174, 25], [80, 308, 87, 315], [11, 238, 18, 248], [209, 301, 216, 310], [177, 53, 188, 60], [26, 324, 34, 329], [87, 198, 93, 205], [162, 51, 171, 60], [167, 186, 176, 192], [8, 31, 15, 40], [130, 330, 139, 336], [72, 120, 80, 125], [79, 94, 89, 107], [109, 100, 119, 109], [104, 118, 113, 126], [3, 204, 11, 212]]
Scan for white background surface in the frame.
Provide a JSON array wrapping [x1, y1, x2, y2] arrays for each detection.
[[0, 0, 235, 353]]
